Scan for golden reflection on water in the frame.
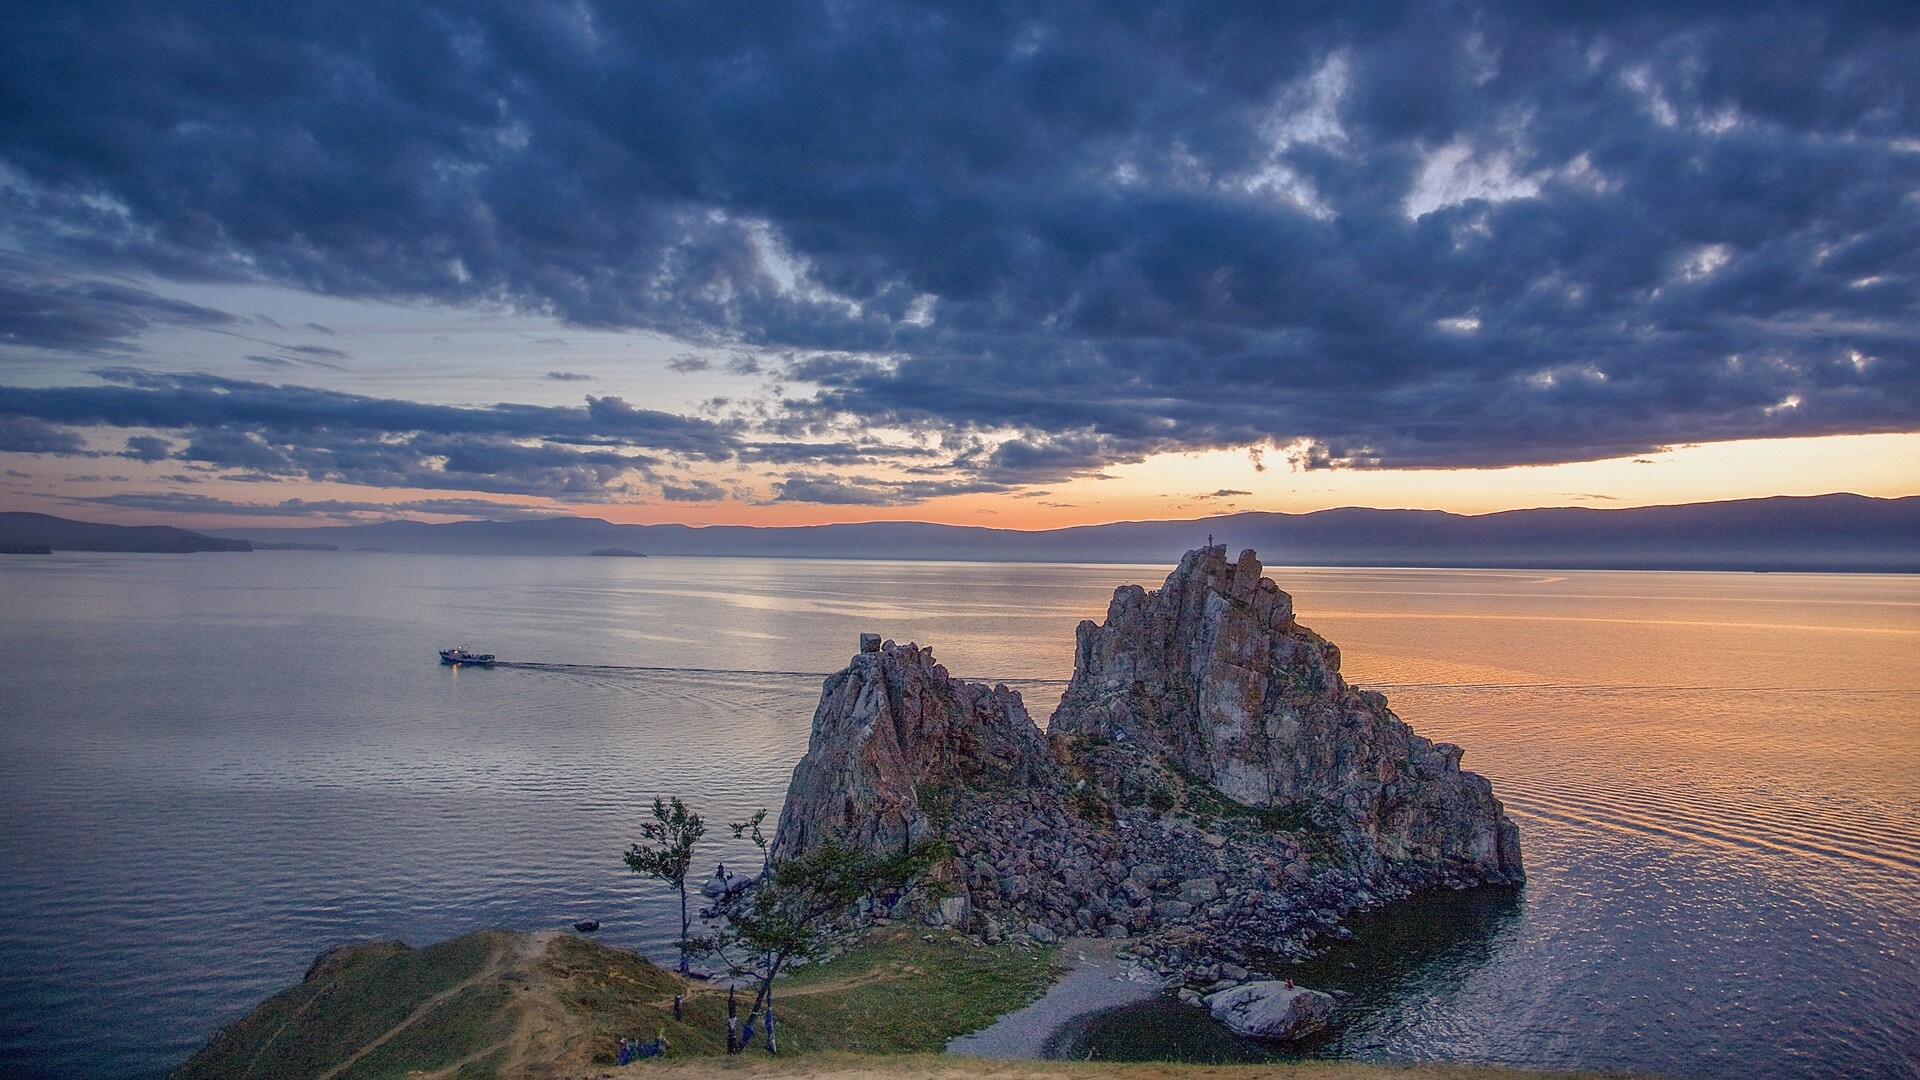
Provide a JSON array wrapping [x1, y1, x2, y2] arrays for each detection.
[[3, 555, 1915, 1079], [1274, 569, 1920, 899]]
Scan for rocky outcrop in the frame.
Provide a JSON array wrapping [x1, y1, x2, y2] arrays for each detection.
[[1052, 545, 1522, 885], [1204, 981, 1335, 1040], [769, 548, 1523, 980], [771, 638, 1057, 864]]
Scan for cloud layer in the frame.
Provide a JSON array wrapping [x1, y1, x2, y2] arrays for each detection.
[[2, 0, 1916, 500], [0, 369, 735, 499]]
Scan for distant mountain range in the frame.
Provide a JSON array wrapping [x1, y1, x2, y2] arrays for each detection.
[[185, 493, 1917, 572], [0, 512, 252, 553], [5, 494, 1912, 570]]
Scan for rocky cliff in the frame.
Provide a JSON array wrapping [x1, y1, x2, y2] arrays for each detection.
[[770, 550, 1522, 977], [1053, 545, 1523, 884], [771, 634, 1057, 864]]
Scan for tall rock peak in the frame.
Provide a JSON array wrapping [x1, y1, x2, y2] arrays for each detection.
[[771, 638, 1055, 863], [1052, 546, 1522, 882]]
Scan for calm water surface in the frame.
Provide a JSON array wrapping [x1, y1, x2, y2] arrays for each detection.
[[0, 554, 1915, 1078]]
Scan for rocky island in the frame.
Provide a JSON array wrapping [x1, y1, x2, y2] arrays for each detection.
[[173, 547, 1529, 1076], [774, 545, 1522, 985]]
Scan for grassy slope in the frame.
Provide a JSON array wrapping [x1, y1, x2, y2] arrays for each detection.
[[171, 928, 1645, 1080], [169, 926, 1059, 1079], [173, 933, 510, 1080], [742, 926, 1060, 1054]]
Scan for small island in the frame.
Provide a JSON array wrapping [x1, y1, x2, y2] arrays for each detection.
[[589, 547, 647, 557], [175, 547, 1547, 1079]]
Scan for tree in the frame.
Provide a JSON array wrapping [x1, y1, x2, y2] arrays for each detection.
[[731, 808, 771, 874], [624, 796, 705, 975], [701, 815, 947, 1054]]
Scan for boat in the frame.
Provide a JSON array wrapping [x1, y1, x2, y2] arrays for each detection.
[[439, 646, 496, 667]]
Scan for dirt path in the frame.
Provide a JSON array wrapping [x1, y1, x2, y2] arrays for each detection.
[[409, 931, 581, 1080], [488, 931, 573, 1080], [946, 938, 1162, 1060], [313, 934, 521, 1080]]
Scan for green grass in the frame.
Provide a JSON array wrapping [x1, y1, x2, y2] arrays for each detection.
[[540, 931, 733, 1063], [170, 927, 1652, 1079], [172, 931, 504, 1080], [754, 926, 1060, 1054], [342, 981, 516, 1078]]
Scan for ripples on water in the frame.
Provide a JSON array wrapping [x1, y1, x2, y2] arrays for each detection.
[[0, 555, 1914, 1079]]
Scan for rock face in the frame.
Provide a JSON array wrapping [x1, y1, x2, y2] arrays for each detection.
[[769, 548, 1523, 976], [1204, 981, 1335, 1040], [1052, 545, 1522, 884], [772, 640, 1056, 864]]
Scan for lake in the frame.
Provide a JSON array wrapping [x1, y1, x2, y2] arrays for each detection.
[[1, 553, 1915, 1078]]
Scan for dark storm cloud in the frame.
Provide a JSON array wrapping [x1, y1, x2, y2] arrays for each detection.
[[770, 469, 1013, 506], [0, 416, 87, 454], [1, 0, 1916, 486], [75, 491, 561, 520], [772, 473, 900, 506], [0, 369, 740, 498], [0, 257, 236, 352], [121, 434, 171, 461], [0, 368, 735, 455], [658, 479, 725, 502], [740, 439, 944, 467]]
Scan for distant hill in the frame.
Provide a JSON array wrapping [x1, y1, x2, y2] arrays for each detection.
[[204, 493, 1920, 572], [0, 512, 251, 553]]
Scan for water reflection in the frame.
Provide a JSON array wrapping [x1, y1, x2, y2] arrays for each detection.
[[1053, 885, 1524, 1063], [1, 555, 1913, 1079]]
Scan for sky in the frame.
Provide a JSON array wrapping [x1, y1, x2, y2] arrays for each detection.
[[1, 1, 1916, 531]]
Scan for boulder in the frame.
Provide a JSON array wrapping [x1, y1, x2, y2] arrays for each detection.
[[1154, 900, 1193, 920], [936, 895, 970, 929], [1204, 981, 1335, 1041], [1178, 878, 1219, 904]]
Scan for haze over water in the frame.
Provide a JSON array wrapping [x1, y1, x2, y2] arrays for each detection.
[[1, 553, 1915, 1079]]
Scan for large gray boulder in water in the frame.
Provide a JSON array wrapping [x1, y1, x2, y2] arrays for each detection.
[[1051, 545, 1523, 883], [771, 639, 1057, 863], [1204, 981, 1336, 1040]]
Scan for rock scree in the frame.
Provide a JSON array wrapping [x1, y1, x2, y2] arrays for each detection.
[[770, 546, 1523, 986]]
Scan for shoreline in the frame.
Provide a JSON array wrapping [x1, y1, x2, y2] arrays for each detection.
[[167, 923, 1664, 1079], [947, 937, 1163, 1059]]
